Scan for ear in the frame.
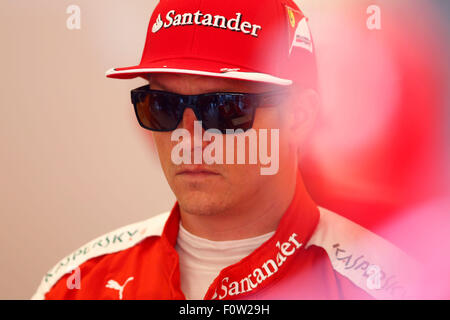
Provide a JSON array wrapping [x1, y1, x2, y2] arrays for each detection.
[[286, 88, 320, 145]]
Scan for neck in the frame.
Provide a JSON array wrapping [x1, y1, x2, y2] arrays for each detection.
[[179, 166, 300, 241]]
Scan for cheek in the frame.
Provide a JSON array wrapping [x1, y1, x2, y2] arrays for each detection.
[[252, 109, 293, 163], [152, 132, 174, 164], [252, 107, 291, 134], [252, 108, 289, 144], [253, 108, 278, 129]]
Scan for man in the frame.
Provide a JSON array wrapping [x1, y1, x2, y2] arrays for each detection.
[[32, 0, 419, 300]]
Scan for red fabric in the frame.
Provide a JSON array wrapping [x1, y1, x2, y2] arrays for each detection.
[[108, 0, 317, 89], [44, 172, 371, 300]]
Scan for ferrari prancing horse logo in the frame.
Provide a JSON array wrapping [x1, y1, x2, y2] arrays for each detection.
[[288, 8, 296, 27]]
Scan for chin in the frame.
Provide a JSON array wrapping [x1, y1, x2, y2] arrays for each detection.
[[176, 190, 229, 216]]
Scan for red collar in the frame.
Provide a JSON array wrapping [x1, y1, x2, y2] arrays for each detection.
[[160, 173, 319, 300]]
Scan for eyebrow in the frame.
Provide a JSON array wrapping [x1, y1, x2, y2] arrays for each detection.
[[149, 77, 170, 91]]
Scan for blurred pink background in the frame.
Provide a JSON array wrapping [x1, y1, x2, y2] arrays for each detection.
[[0, 0, 448, 299]]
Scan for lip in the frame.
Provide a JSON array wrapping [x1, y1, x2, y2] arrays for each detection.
[[175, 165, 220, 176]]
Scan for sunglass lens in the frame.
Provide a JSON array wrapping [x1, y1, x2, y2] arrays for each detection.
[[134, 92, 183, 131], [198, 94, 256, 133]]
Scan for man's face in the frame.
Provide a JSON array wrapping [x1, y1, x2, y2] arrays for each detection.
[[149, 73, 297, 217]]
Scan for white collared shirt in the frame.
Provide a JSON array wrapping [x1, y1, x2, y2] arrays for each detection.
[[175, 223, 275, 300]]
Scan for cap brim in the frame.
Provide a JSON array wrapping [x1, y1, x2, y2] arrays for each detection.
[[105, 59, 293, 86]]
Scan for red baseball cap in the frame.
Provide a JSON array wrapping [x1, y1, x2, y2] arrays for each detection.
[[106, 0, 317, 88]]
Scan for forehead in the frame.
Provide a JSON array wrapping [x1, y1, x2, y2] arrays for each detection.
[[147, 73, 281, 94]]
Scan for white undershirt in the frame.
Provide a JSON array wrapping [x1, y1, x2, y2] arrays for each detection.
[[175, 223, 275, 300]]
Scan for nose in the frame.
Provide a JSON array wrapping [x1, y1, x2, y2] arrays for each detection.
[[179, 107, 199, 135], [177, 107, 212, 156]]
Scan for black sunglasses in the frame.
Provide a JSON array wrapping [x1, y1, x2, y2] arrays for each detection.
[[130, 85, 289, 134]]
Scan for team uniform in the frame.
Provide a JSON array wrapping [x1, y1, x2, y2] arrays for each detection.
[[32, 171, 419, 300], [32, 0, 421, 300]]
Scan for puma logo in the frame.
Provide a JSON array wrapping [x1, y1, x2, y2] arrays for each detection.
[[105, 277, 134, 300]]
